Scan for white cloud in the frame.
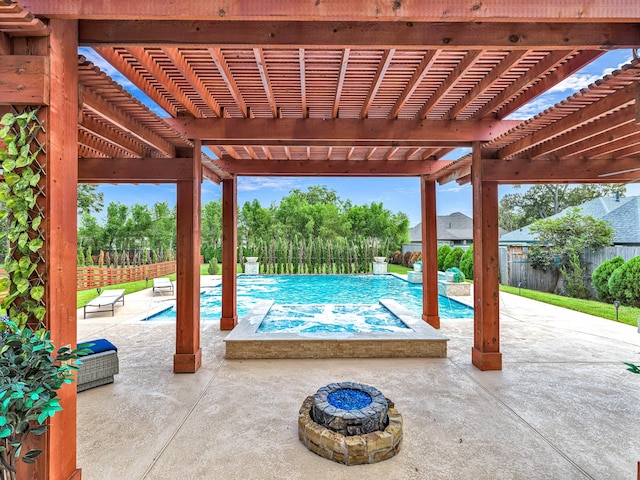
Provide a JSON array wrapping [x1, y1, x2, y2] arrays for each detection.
[[505, 98, 556, 120], [238, 177, 299, 192], [549, 74, 602, 93]]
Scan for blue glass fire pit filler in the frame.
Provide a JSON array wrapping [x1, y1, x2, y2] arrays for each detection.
[[327, 389, 372, 410]]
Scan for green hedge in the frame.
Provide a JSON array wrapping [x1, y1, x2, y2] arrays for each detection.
[[591, 255, 624, 303]]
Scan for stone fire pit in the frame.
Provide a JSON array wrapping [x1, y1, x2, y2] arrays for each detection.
[[298, 382, 403, 465]]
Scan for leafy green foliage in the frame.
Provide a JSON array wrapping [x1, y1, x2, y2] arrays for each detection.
[[0, 320, 87, 477], [499, 184, 625, 231], [591, 256, 625, 303], [443, 247, 464, 271], [0, 110, 45, 328], [459, 245, 474, 279], [529, 209, 614, 297], [207, 258, 220, 275], [608, 256, 640, 307], [624, 362, 640, 374], [437, 245, 452, 271]]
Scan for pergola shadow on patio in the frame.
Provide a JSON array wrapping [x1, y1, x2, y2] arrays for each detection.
[[0, 1, 639, 479], [74, 287, 640, 480]]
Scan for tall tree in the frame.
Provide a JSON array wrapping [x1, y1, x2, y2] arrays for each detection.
[[77, 184, 104, 216], [499, 184, 625, 231], [201, 199, 222, 259], [239, 199, 274, 246], [529, 209, 615, 297]]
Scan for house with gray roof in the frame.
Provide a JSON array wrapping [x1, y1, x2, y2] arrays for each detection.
[[499, 196, 640, 246], [403, 212, 473, 254]]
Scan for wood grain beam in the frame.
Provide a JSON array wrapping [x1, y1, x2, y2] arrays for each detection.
[[213, 157, 450, 176], [126, 46, 203, 117], [79, 112, 151, 157], [495, 50, 605, 119], [166, 118, 520, 146], [77, 20, 640, 49], [254, 48, 277, 118], [498, 83, 636, 159], [28, 1, 640, 21], [162, 47, 223, 117], [361, 48, 395, 119], [472, 50, 574, 119], [416, 51, 482, 119], [92, 47, 179, 116], [557, 120, 639, 159], [447, 50, 525, 119], [482, 157, 640, 183], [81, 86, 176, 156], [527, 106, 635, 159], [332, 48, 350, 118], [388, 50, 440, 119], [208, 47, 247, 117], [0, 55, 48, 105], [78, 157, 195, 183]]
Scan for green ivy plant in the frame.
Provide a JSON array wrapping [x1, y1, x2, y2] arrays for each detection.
[[0, 110, 45, 328], [0, 319, 87, 479]]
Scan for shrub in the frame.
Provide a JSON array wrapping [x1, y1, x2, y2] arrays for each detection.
[[437, 245, 452, 271], [208, 258, 220, 275], [443, 247, 464, 271], [608, 256, 640, 307], [591, 255, 625, 303], [459, 245, 474, 279]]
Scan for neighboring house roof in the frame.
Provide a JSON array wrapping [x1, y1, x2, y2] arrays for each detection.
[[409, 212, 473, 243], [499, 196, 640, 245]]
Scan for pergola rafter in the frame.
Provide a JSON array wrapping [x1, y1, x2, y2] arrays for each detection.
[[2, 3, 640, 477]]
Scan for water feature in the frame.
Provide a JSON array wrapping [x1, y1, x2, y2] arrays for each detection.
[[146, 274, 473, 321]]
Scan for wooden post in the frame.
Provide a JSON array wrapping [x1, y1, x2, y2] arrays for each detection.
[[471, 142, 502, 371], [421, 176, 440, 328], [174, 143, 202, 373], [220, 176, 238, 330], [14, 18, 82, 480]]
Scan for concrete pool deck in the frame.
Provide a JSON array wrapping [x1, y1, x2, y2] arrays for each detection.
[[76, 276, 640, 480]]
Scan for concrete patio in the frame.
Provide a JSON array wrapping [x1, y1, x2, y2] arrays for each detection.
[[76, 279, 640, 480]]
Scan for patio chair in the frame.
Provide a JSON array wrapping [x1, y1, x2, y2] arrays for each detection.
[[152, 277, 174, 295], [83, 289, 125, 318]]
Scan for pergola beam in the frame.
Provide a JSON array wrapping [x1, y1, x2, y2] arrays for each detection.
[[81, 86, 177, 156], [482, 157, 640, 183], [76, 20, 640, 49], [78, 157, 195, 183], [27, 1, 640, 21], [165, 118, 521, 146], [214, 157, 450, 176]]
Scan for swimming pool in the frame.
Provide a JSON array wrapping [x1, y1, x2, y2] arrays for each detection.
[[146, 274, 473, 321]]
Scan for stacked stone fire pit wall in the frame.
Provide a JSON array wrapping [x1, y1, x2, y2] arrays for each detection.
[[298, 395, 403, 465]]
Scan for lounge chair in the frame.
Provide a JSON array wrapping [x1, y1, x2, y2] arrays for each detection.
[[83, 289, 125, 318], [152, 277, 174, 295]]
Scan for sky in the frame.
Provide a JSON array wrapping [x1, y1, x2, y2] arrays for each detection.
[[80, 47, 640, 228]]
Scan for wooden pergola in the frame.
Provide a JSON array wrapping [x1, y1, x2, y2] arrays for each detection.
[[0, 2, 639, 478]]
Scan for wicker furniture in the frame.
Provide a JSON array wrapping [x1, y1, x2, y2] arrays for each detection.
[[77, 339, 119, 392]]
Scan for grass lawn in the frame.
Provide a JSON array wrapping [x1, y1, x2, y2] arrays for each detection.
[[500, 284, 640, 327]]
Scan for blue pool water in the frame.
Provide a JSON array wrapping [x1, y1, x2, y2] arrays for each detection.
[[257, 304, 410, 333], [147, 274, 474, 321]]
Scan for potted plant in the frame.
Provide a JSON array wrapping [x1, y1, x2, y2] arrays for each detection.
[[0, 317, 87, 480]]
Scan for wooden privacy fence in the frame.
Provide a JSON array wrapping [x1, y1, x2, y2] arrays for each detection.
[[499, 246, 640, 294], [77, 261, 176, 291]]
